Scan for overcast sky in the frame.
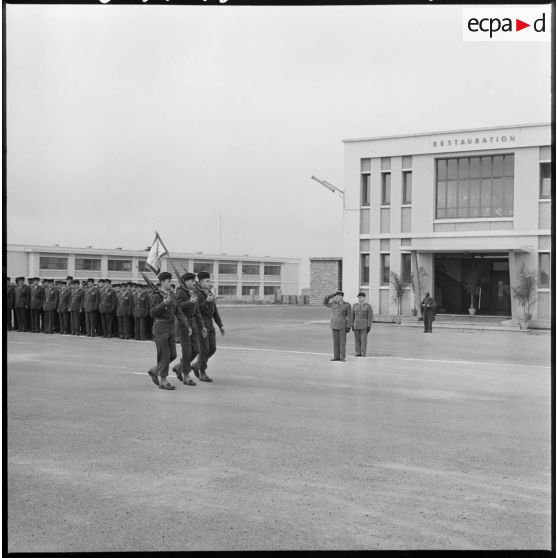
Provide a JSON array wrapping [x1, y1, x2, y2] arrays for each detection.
[[6, 4, 551, 287]]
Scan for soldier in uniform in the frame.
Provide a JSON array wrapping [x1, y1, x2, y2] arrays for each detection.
[[323, 291, 353, 362], [43, 279, 59, 334], [14, 277, 29, 331], [99, 279, 117, 338], [82, 278, 99, 337], [112, 284, 121, 337], [6, 277, 15, 331], [29, 277, 45, 333], [70, 279, 84, 335], [352, 292, 373, 357], [172, 272, 205, 386], [57, 278, 72, 334], [420, 292, 436, 333], [116, 282, 134, 339], [147, 271, 182, 390], [194, 272, 224, 382], [133, 285, 147, 341], [142, 284, 152, 339]]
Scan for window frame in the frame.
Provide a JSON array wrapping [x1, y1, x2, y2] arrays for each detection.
[[107, 259, 132, 272], [540, 162, 551, 200], [381, 172, 391, 206], [360, 253, 370, 285], [75, 258, 101, 272], [380, 253, 390, 285], [402, 171, 412, 205], [39, 256, 68, 270], [539, 252, 551, 288]]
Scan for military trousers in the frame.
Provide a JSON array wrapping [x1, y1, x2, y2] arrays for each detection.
[[59, 311, 71, 334], [331, 328, 347, 360], [354, 329, 368, 356], [30, 309, 41, 332], [71, 311, 82, 334], [134, 317, 147, 340], [149, 319, 177, 379], [15, 308, 27, 331], [199, 329, 217, 371], [100, 312, 114, 337], [6, 306, 14, 330], [44, 310, 56, 333], [117, 315, 132, 339]]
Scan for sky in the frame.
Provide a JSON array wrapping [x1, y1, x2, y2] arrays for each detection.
[[5, 3, 552, 287]]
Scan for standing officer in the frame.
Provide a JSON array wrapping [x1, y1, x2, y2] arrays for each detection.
[[142, 284, 152, 339], [117, 282, 134, 339], [43, 279, 59, 334], [133, 285, 148, 341], [99, 279, 117, 338], [172, 272, 205, 386], [83, 278, 99, 337], [57, 278, 72, 334], [14, 277, 29, 331], [6, 277, 15, 331], [29, 277, 45, 333], [111, 283, 120, 337], [69, 279, 84, 335], [195, 272, 224, 382], [323, 291, 353, 362], [147, 271, 181, 390], [352, 292, 373, 357], [420, 292, 436, 333]]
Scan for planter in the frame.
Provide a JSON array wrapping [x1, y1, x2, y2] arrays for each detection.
[[411, 308, 417, 316], [519, 321, 529, 331], [468, 308, 477, 316]]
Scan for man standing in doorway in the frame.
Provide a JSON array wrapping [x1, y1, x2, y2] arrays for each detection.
[[352, 292, 373, 357], [420, 292, 436, 333], [323, 291, 352, 362]]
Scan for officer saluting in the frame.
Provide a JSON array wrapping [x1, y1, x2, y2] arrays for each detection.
[[323, 291, 352, 362], [352, 292, 373, 357]]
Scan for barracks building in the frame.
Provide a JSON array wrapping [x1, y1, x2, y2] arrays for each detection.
[[341, 123, 552, 328], [6, 244, 300, 302]]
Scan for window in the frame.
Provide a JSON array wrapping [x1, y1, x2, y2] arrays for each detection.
[[138, 260, 150, 272], [381, 173, 391, 205], [242, 286, 259, 295], [39, 256, 67, 270], [218, 285, 237, 296], [402, 171, 412, 204], [436, 155, 514, 218], [193, 262, 213, 274], [361, 254, 370, 285], [264, 265, 281, 276], [242, 264, 260, 275], [402, 156, 412, 169], [539, 253, 550, 287], [361, 173, 370, 206], [381, 254, 390, 285], [540, 163, 551, 199], [401, 253, 412, 282], [264, 286, 280, 295], [108, 259, 132, 272], [218, 262, 237, 275], [75, 258, 101, 271], [381, 157, 391, 170]]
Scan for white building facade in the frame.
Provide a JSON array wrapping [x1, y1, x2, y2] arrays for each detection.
[[342, 123, 551, 327], [7, 244, 300, 302]]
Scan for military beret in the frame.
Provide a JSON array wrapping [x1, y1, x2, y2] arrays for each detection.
[[197, 271, 210, 280], [87, 278, 95, 283], [357, 292, 366, 297], [158, 272, 172, 282], [105, 278, 111, 284], [181, 272, 196, 281], [16, 277, 25, 281], [335, 291, 344, 296], [125, 281, 133, 286], [71, 279, 80, 285], [66, 276, 73, 280]]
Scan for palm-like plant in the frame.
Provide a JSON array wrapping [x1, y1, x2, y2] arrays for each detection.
[[390, 271, 409, 324], [511, 264, 537, 322]]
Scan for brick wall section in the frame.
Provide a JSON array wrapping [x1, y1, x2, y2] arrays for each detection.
[[309, 258, 342, 305]]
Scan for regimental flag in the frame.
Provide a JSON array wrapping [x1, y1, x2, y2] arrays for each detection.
[[145, 232, 169, 275]]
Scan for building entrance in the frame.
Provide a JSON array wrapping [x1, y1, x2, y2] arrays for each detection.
[[434, 253, 511, 316]]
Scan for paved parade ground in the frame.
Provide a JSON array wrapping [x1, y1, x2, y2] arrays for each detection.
[[7, 306, 552, 551]]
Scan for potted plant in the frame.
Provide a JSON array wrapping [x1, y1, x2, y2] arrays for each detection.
[[462, 261, 480, 316], [511, 264, 537, 330], [409, 272, 418, 316], [390, 271, 409, 325]]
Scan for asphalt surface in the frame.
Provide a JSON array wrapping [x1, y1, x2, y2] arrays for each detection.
[[7, 306, 552, 551]]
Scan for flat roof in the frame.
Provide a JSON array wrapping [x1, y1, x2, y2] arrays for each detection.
[[342, 122, 551, 144]]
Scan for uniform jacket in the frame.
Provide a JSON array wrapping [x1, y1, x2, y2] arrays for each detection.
[[57, 286, 72, 313], [149, 291, 181, 321], [175, 286, 204, 330], [132, 291, 148, 318], [43, 286, 59, 311], [197, 289, 224, 331], [323, 296, 353, 330], [14, 284, 30, 308], [7, 284, 15, 308], [116, 290, 134, 317], [352, 302, 373, 329], [69, 287, 84, 312], [141, 291, 151, 318], [82, 286, 100, 312], [420, 296, 436, 315], [29, 284, 45, 310], [99, 288, 117, 314]]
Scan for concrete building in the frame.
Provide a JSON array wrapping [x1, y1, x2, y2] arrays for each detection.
[[6, 244, 300, 302], [308, 257, 342, 305], [342, 123, 551, 328]]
